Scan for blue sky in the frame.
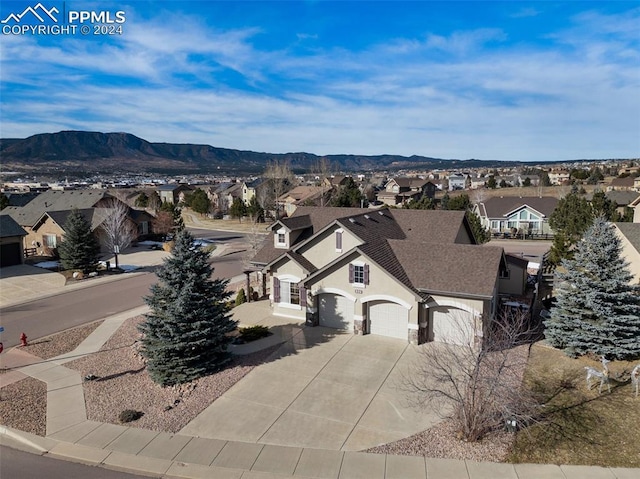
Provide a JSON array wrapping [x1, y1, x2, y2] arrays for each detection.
[[1, 1, 638, 162]]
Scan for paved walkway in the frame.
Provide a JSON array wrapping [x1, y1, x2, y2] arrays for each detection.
[[1, 304, 637, 478]]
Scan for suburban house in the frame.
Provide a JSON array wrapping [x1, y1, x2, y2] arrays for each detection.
[[157, 184, 193, 204], [448, 173, 470, 191], [607, 176, 636, 192], [251, 207, 525, 346], [587, 190, 639, 218], [474, 196, 559, 237], [207, 183, 243, 213], [548, 170, 570, 185], [0, 215, 27, 267], [278, 186, 332, 217], [0, 190, 153, 254], [242, 178, 271, 206], [376, 178, 436, 206], [614, 223, 640, 284]]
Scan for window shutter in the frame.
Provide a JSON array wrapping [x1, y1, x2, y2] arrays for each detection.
[[299, 286, 307, 307], [364, 264, 370, 285], [336, 231, 342, 250], [349, 264, 354, 283], [273, 277, 280, 302]]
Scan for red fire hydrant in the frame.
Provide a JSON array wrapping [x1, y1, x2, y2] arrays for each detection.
[[20, 332, 28, 347]]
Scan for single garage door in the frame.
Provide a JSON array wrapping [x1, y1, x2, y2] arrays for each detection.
[[0, 243, 22, 268], [432, 307, 473, 345], [318, 294, 353, 330], [369, 301, 408, 340]]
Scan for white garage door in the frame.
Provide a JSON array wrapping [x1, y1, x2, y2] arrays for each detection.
[[319, 294, 353, 330], [369, 301, 408, 340], [432, 308, 473, 345]]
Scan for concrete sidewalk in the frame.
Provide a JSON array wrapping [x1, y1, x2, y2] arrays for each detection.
[[1, 305, 638, 478]]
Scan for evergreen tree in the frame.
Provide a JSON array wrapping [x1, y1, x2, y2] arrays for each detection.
[[590, 190, 617, 221], [58, 208, 100, 271], [331, 177, 365, 207], [235, 288, 247, 306], [246, 196, 264, 222], [229, 197, 247, 221], [466, 210, 490, 244], [486, 176, 497, 189], [548, 192, 593, 264], [404, 196, 435, 210], [545, 217, 640, 360], [189, 188, 211, 215], [138, 230, 237, 386], [160, 200, 184, 232]]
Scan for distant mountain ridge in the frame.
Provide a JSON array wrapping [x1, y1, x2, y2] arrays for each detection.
[[1, 130, 523, 174]]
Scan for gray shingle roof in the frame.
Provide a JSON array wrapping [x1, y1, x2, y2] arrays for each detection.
[[0, 215, 27, 238], [478, 196, 559, 219], [389, 241, 504, 298], [0, 190, 114, 227], [616, 222, 640, 253]]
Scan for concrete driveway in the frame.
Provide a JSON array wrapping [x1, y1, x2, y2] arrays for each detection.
[[180, 305, 443, 451]]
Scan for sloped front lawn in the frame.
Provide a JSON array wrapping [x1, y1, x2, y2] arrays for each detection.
[[508, 343, 640, 467]]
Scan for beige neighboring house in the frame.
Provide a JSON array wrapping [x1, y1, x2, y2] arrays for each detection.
[[614, 223, 640, 284], [607, 176, 636, 192], [251, 206, 524, 346], [157, 184, 193, 204], [474, 196, 559, 236], [278, 185, 331, 216], [0, 190, 152, 254], [376, 177, 436, 206]]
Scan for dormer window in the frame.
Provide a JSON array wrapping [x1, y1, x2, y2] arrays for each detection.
[[275, 228, 288, 249]]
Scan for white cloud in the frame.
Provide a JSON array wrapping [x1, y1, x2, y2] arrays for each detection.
[[1, 5, 638, 162]]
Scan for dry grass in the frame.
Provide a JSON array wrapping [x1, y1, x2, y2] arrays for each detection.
[[508, 343, 640, 467]]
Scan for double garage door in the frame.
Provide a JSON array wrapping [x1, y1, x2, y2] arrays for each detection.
[[318, 294, 354, 331], [0, 243, 22, 268], [368, 301, 408, 341]]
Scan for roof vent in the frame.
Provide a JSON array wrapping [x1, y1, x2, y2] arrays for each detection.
[[378, 211, 384, 215], [364, 214, 370, 220], [349, 218, 356, 223]]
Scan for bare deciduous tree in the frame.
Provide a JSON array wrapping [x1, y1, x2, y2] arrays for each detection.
[[403, 310, 540, 442], [99, 199, 137, 269], [264, 160, 294, 218]]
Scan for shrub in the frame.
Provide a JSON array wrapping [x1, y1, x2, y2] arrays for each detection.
[[119, 409, 143, 423], [235, 288, 247, 306], [238, 325, 272, 343]]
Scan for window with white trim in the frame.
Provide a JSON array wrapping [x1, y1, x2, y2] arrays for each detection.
[[43, 234, 57, 248], [349, 262, 369, 286], [277, 233, 286, 244], [273, 276, 306, 308], [275, 228, 287, 248]]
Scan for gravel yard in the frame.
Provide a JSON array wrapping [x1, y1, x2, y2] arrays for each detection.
[[1, 316, 520, 462]]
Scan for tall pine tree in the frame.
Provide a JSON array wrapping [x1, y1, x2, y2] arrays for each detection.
[[545, 217, 640, 360], [58, 208, 100, 271], [138, 229, 237, 386]]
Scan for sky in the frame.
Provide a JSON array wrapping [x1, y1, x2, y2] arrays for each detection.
[[0, 1, 639, 162]]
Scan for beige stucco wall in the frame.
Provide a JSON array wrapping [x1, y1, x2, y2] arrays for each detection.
[[27, 219, 64, 252], [616, 227, 640, 284], [297, 227, 363, 270], [306, 253, 420, 325], [271, 259, 307, 320]]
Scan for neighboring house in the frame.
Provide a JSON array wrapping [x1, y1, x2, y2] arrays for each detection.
[[630, 194, 640, 223], [548, 170, 570, 185], [474, 196, 559, 236], [242, 178, 270, 206], [518, 175, 540, 187], [469, 177, 487, 189], [157, 184, 193, 204], [607, 176, 636, 192], [587, 190, 639, 218], [0, 190, 151, 253], [251, 207, 522, 346], [376, 178, 436, 206], [448, 173, 470, 191], [613, 223, 640, 284], [0, 215, 27, 267], [208, 183, 243, 212], [278, 186, 331, 217]]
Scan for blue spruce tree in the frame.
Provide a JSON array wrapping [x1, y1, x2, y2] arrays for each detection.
[[545, 217, 640, 360], [138, 229, 237, 386]]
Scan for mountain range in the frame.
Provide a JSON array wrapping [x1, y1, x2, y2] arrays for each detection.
[[0, 130, 525, 175]]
